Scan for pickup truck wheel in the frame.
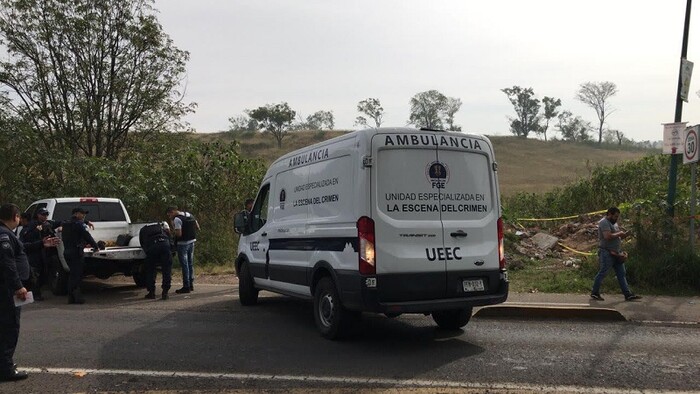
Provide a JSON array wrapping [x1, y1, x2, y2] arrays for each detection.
[[132, 263, 146, 288], [313, 277, 357, 340], [431, 307, 473, 330], [49, 261, 68, 296], [238, 262, 258, 306]]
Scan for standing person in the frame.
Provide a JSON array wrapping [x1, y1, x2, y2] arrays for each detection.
[[591, 207, 641, 301], [0, 203, 30, 382], [61, 207, 98, 304], [166, 206, 199, 294], [19, 208, 58, 301], [14, 212, 30, 237], [139, 222, 173, 300]]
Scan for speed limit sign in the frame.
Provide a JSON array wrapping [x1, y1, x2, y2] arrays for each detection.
[[684, 126, 700, 164]]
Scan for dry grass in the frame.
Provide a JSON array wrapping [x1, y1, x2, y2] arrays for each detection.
[[490, 137, 654, 196], [194, 131, 656, 197]]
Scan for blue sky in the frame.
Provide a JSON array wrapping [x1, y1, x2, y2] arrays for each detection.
[[155, 0, 700, 141]]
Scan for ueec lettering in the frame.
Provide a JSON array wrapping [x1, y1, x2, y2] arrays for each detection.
[[426, 247, 462, 261]]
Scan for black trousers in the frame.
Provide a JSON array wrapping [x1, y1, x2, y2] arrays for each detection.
[[64, 250, 85, 293], [26, 254, 46, 291], [0, 286, 20, 374], [145, 241, 173, 293]]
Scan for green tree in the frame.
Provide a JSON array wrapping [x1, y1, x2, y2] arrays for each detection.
[[445, 97, 463, 131], [408, 90, 461, 130], [0, 0, 193, 158], [501, 86, 540, 138], [540, 96, 561, 142], [556, 110, 591, 142], [355, 98, 384, 128], [0, 92, 42, 203], [247, 102, 296, 148], [575, 81, 618, 144], [227, 114, 258, 132], [306, 110, 334, 130]]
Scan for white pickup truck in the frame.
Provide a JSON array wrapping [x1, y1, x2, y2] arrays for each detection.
[[23, 197, 161, 295]]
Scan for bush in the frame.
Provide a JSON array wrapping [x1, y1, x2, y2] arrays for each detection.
[[627, 202, 700, 292], [1, 130, 267, 267]]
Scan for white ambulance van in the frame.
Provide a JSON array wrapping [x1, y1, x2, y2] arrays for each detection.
[[234, 127, 508, 339]]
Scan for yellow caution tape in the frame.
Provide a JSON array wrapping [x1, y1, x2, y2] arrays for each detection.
[[557, 242, 596, 256], [515, 210, 607, 222]]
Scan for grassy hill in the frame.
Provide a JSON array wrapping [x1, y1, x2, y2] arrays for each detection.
[[195, 130, 657, 196]]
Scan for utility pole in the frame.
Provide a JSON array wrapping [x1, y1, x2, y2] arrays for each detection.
[[667, 0, 693, 218]]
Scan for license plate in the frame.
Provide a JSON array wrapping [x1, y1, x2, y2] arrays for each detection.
[[463, 279, 485, 292]]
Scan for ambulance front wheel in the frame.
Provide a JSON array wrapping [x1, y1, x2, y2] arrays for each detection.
[[432, 307, 473, 330], [238, 261, 259, 306]]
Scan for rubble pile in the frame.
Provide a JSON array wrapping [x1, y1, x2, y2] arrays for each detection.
[[506, 216, 601, 271]]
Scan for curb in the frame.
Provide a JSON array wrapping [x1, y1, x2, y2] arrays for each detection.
[[474, 305, 627, 321]]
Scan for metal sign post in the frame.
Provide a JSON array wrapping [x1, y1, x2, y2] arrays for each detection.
[[684, 125, 700, 251]]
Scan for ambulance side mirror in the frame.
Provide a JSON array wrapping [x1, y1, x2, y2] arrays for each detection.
[[233, 211, 248, 235]]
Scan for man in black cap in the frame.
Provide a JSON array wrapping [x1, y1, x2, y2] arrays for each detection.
[[61, 207, 98, 304], [0, 203, 30, 382], [19, 208, 59, 301]]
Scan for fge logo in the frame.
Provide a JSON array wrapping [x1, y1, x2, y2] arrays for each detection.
[[426, 161, 449, 189]]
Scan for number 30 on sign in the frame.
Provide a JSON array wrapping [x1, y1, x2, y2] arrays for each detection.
[[684, 126, 699, 164]]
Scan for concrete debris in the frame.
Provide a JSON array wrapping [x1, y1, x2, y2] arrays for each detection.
[[563, 258, 581, 268], [507, 215, 607, 265], [531, 232, 559, 251]]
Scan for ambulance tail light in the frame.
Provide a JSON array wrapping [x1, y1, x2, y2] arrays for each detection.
[[357, 216, 376, 275], [498, 217, 506, 270]]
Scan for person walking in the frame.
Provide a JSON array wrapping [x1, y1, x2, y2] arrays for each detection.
[[61, 207, 98, 304], [139, 222, 173, 300], [591, 207, 641, 301], [0, 203, 31, 382], [166, 206, 199, 294]]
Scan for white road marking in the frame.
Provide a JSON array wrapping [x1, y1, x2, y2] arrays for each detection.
[[21, 367, 698, 393]]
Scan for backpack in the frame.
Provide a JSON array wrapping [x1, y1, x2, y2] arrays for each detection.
[[176, 213, 197, 242]]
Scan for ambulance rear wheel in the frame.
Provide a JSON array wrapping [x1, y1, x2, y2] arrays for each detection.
[[238, 261, 259, 306], [432, 307, 473, 330], [314, 277, 356, 340]]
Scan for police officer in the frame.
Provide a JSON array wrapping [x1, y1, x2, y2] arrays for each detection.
[[0, 203, 30, 382], [61, 207, 98, 304], [14, 212, 30, 237], [138, 222, 173, 300], [19, 208, 58, 301]]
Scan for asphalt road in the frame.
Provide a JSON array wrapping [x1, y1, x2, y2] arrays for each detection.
[[6, 280, 700, 393]]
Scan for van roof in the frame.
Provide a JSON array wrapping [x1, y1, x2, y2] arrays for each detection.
[[271, 127, 492, 167]]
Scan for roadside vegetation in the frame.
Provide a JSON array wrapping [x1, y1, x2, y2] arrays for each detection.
[[504, 154, 700, 294]]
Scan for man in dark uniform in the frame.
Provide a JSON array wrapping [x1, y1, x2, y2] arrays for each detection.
[[139, 222, 173, 300], [61, 207, 98, 304], [0, 203, 30, 382], [15, 212, 30, 237], [19, 208, 59, 301]]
